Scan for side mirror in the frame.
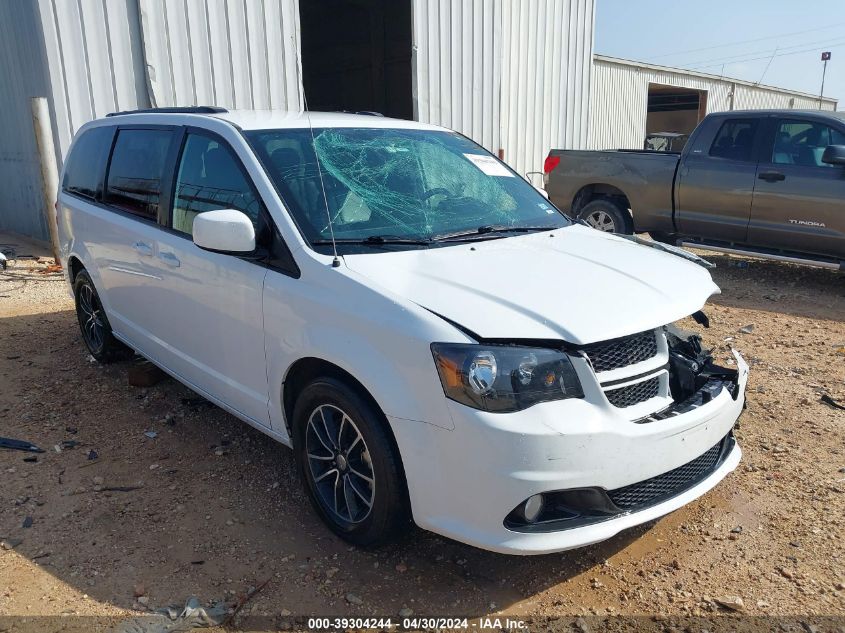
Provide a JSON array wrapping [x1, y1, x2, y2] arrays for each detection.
[[192, 209, 256, 253], [821, 144, 845, 166]]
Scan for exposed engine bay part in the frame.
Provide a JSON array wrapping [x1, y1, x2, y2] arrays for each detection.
[[644, 325, 740, 423]]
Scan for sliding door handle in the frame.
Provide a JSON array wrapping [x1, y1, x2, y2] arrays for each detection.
[[132, 241, 153, 256]]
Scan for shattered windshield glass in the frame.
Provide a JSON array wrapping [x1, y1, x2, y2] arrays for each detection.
[[246, 127, 570, 251]]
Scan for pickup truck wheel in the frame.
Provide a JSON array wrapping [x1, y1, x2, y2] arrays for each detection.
[[578, 200, 633, 234], [292, 377, 409, 547]]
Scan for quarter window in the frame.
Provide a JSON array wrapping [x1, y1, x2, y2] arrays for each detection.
[[62, 126, 113, 200], [772, 120, 845, 167], [171, 134, 261, 236], [709, 119, 759, 162], [105, 129, 173, 221]]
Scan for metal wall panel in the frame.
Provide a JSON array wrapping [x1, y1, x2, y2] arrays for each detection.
[[413, 0, 594, 177], [412, 0, 502, 154], [139, 0, 303, 111], [0, 0, 52, 240], [36, 0, 150, 157], [589, 56, 837, 150]]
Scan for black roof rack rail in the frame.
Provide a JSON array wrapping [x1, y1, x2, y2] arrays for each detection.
[[106, 106, 228, 117], [335, 110, 385, 117]]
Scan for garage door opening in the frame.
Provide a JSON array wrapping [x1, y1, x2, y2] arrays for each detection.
[[299, 0, 414, 120], [645, 84, 708, 151]]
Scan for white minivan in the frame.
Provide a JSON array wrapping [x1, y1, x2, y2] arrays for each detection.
[[57, 107, 748, 555]]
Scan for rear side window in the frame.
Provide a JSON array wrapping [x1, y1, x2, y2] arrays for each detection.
[[709, 119, 759, 162], [105, 129, 173, 221], [62, 127, 113, 200]]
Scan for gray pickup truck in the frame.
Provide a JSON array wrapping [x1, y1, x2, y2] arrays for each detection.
[[544, 109, 845, 269]]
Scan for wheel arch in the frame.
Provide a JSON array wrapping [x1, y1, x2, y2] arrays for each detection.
[[571, 183, 632, 216], [67, 255, 85, 284], [282, 358, 400, 450], [281, 355, 410, 503]]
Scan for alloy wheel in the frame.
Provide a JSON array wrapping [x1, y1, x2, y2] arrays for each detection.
[[305, 404, 375, 524], [78, 283, 106, 352], [585, 209, 617, 232]]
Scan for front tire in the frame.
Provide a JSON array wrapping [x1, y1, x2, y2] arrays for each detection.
[[73, 270, 130, 363], [292, 377, 409, 546], [578, 199, 633, 234]]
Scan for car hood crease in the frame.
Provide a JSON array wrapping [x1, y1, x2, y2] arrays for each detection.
[[343, 225, 719, 345]]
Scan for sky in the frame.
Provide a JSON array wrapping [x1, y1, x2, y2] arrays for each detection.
[[595, 0, 844, 109]]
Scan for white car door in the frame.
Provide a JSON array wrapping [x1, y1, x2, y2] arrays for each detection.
[[91, 126, 178, 352], [148, 129, 271, 426]]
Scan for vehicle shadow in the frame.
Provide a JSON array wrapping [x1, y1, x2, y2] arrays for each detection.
[[0, 308, 653, 619], [700, 253, 844, 321]]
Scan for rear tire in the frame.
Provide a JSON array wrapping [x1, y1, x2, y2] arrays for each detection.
[[578, 199, 633, 234], [73, 270, 131, 363], [292, 376, 409, 547]]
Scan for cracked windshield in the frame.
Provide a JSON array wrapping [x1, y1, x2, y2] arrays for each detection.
[[246, 127, 569, 250]]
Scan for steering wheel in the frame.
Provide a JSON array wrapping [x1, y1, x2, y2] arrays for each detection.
[[421, 188, 451, 201]]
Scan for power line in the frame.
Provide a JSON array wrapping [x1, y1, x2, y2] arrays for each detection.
[[687, 41, 845, 70], [643, 21, 845, 61], [679, 37, 845, 69]]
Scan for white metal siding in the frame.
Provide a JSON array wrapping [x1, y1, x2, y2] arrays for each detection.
[[4, 0, 594, 240], [138, 0, 303, 111], [36, 0, 150, 158], [589, 56, 837, 150], [0, 0, 53, 240], [412, 0, 502, 155], [413, 0, 594, 177]]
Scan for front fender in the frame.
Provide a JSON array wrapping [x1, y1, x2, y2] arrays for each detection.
[[263, 263, 469, 441]]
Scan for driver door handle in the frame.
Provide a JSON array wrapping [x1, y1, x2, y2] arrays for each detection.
[[158, 251, 181, 268], [758, 170, 786, 182]]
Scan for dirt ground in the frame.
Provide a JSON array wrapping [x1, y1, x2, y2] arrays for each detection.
[[1, 232, 843, 631]]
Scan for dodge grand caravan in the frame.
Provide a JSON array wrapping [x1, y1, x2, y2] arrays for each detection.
[[57, 107, 748, 555]]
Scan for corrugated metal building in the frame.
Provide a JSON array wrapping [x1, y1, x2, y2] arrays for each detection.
[[0, 0, 594, 241], [589, 54, 838, 150]]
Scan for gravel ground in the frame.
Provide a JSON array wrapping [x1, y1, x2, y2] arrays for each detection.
[[0, 234, 843, 631]]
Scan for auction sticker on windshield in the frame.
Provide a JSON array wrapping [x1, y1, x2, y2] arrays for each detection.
[[463, 153, 514, 177]]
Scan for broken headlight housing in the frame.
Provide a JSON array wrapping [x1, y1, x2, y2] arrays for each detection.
[[431, 343, 584, 412]]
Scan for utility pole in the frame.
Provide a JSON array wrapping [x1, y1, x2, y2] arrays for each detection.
[[30, 97, 62, 266], [820, 51, 831, 110]]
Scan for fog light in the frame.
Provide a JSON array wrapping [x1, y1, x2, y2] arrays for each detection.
[[523, 494, 544, 523]]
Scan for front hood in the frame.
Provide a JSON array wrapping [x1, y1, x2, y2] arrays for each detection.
[[343, 225, 719, 345]]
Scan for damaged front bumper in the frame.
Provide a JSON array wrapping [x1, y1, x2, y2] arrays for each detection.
[[392, 348, 748, 555]]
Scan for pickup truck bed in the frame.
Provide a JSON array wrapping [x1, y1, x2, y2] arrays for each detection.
[[544, 110, 845, 268]]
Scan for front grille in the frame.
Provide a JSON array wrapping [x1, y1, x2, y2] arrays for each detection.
[[605, 376, 660, 408], [582, 330, 658, 373], [607, 438, 726, 510]]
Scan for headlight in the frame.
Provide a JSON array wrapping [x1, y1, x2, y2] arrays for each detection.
[[431, 343, 584, 412]]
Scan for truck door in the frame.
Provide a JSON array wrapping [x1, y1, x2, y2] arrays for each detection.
[[676, 116, 763, 242], [747, 117, 845, 259]]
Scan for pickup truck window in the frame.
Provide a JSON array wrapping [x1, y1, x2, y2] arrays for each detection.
[[709, 119, 759, 162], [772, 120, 845, 168]]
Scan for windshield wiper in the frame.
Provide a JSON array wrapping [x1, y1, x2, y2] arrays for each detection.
[[312, 235, 433, 247], [432, 225, 558, 242]]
